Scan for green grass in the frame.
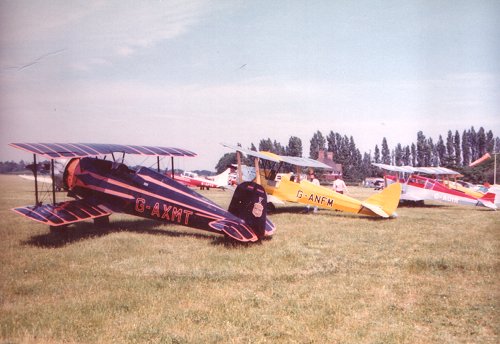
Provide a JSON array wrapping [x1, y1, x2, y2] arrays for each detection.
[[0, 175, 499, 343]]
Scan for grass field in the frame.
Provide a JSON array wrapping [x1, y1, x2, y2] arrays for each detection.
[[0, 174, 499, 343]]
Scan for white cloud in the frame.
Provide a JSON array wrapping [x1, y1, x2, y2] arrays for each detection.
[[0, 0, 215, 71]]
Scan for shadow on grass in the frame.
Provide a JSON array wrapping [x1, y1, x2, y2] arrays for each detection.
[[270, 205, 311, 214], [22, 218, 248, 249], [397, 201, 449, 208], [269, 205, 390, 221]]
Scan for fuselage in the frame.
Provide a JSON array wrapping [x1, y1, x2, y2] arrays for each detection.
[[260, 171, 401, 217], [173, 171, 222, 189], [385, 174, 497, 209], [64, 157, 273, 241]]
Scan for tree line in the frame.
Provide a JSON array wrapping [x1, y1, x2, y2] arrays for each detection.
[[216, 126, 499, 183], [2, 126, 498, 183]]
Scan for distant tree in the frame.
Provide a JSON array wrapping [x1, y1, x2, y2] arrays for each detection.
[[462, 130, 471, 166], [286, 136, 302, 157], [411, 143, 417, 166], [215, 153, 237, 173], [477, 127, 487, 156], [416, 131, 429, 166], [309, 131, 326, 159], [429, 137, 438, 166], [394, 143, 403, 166], [436, 135, 446, 166], [402, 145, 411, 165], [373, 145, 380, 163], [259, 138, 273, 152], [469, 126, 478, 161], [444, 130, 455, 166], [454, 130, 461, 166], [362, 152, 374, 177], [338, 135, 351, 164], [250, 143, 257, 151], [326, 131, 337, 155], [381, 137, 391, 164], [273, 140, 286, 155], [485, 130, 494, 153], [346, 136, 363, 181]]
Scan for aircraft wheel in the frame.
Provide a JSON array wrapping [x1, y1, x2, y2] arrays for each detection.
[[94, 216, 110, 228], [49, 225, 68, 233]]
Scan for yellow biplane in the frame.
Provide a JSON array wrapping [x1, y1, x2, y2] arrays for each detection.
[[223, 144, 401, 218]]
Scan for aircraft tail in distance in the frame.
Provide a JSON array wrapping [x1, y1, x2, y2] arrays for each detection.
[[478, 192, 497, 210], [211, 168, 231, 187], [360, 182, 402, 218]]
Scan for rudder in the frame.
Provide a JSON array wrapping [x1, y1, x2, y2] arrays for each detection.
[[228, 182, 268, 239], [363, 182, 402, 217]]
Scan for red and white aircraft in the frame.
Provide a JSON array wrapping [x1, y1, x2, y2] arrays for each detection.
[[373, 163, 497, 210], [172, 168, 230, 190]]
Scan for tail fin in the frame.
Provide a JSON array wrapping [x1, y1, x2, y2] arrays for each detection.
[[360, 182, 402, 218], [228, 182, 269, 239], [212, 168, 230, 188], [480, 192, 496, 204]]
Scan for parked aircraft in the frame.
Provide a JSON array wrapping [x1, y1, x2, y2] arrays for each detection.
[[223, 144, 402, 218], [9, 143, 275, 242], [173, 168, 230, 189], [373, 163, 497, 210]]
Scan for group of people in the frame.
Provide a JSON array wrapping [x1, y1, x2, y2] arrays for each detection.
[[305, 171, 347, 213]]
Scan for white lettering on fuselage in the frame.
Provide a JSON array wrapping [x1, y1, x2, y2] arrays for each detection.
[[433, 193, 460, 204]]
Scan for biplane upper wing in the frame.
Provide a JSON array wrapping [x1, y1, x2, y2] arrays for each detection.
[[13, 199, 111, 227], [373, 163, 461, 176], [221, 143, 332, 169], [413, 166, 461, 176], [10, 143, 197, 159], [260, 152, 333, 169], [372, 163, 415, 173], [221, 143, 281, 162]]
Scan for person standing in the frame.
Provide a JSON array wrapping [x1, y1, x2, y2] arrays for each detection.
[[306, 172, 320, 213], [333, 175, 347, 194]]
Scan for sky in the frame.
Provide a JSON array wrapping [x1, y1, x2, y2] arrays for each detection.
[[0, 0, 499, 171]]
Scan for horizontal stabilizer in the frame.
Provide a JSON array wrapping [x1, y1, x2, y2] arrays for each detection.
[[360, 202, 389, 218], [12, 200, 111, 226], [360, 182, 402, 217], [267, 194, 285, 205]]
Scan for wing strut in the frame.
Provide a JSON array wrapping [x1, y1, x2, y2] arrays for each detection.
[[33, 154, 39, 206], [254, 156, 261, 184], [51, 159, 56, 204], [236, 151, 243, 184], [171, 157, 175, 179]]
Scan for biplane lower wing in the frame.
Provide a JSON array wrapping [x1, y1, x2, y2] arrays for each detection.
[[13, 199, 111, 227]]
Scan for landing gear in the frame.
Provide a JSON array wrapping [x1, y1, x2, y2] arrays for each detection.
[[94, 216, 110, 228], [49, 225, 68, 233]]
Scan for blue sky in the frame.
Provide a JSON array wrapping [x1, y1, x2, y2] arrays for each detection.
[[1, 0, 499, 170]]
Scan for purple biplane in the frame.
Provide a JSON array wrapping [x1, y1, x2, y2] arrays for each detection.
[[10, 143, 275, 243]]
